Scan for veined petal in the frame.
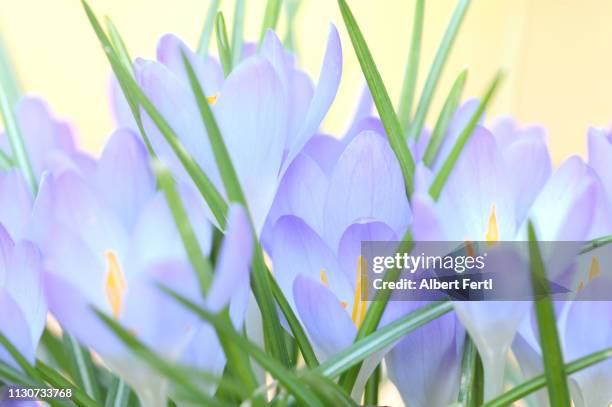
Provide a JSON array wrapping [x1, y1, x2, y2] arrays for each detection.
[[293, 275, 356, 360], [285, 24, 342, 166], [324, 131, 411, 248], [386, 304, 464, 407], [301, 134, 344, 176], [94, 129, 156, 230], [588, 126, 612, 202], [265, 153, 329, 239], [207, 204, 253, 313], [270, 216, 349, 308], [156, 34, 224, 96], [215, 57, 287, 234], [0, 170, 32, 240]]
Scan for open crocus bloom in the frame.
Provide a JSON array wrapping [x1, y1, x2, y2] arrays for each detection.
[[120, 26, 341, 233], [268, 130, 410, 397], [1, 97, 93, 178], [0, 224, 46, 369], [409, 121, 602, 399], [28, 128, 252, 405]]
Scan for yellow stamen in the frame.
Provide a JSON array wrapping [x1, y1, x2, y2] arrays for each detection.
[[485, 204, 499, 244], [320, 269, 329, 287], [351, 257, 364, 324], [104, 251, 127, 319], [340, 301, 348, 308], [465, 240, 475, 257], [358, 272, 368, 326], [207, 94, 218, 104], [588, 256, 600, 281]]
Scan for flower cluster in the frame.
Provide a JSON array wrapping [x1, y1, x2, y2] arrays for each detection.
[[0, 1, 611, 406]]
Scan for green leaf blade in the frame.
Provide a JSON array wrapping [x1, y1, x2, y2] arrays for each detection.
[[407, 0, 470, 141], [337, 0, 416, 197], [428, 70, 503, 200], [527, 221, 572, 406], [423, 68, 468, 167], [397, 0, 424, 131], [230, 0, 246, 66], [197, 0, 222, 56], [457, 334, 484, 407], [215, 12, 233, 76]]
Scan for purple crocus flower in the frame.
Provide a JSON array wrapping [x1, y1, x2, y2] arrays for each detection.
[[30, 129, 252, 406], [120, 27, 341, 233], [0, 224, 46, 369], [1, 97, 94, 178], [268, 130, 410, 397], [410, 121, 600, 399]]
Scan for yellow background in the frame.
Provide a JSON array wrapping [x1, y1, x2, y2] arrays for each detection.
[[1, 0, 611, 164]]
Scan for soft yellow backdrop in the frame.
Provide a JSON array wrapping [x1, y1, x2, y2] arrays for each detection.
[[1, 0, 611, 164]]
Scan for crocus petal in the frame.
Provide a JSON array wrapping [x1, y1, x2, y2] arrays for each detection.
[[5, 240, 46, 346], [270, 216, 351, 308], [266, 153, 329, 239], [433, 99, 481, 170], [588, 127, 612, 202], [0, 170, 32, 240], [214, 57, 287, 234], [293, 275, 356, 360], [156, 34, 224, 96], [285, 24, 342, 165], [386, 304, 464, 407], [435, 126, 516, 240], [301, 134, 344, 176], [503, 134, 551, 222], [207, 204, 253, 313], [0, 291, 35, 366], [94, 129, 156, 230], [109, 75, 138, 130], [343, 85, 373, 138], [342, 116, 385, 147], [337, 221, 397, 291], [130, 189, 212, 273], [324, 131, 411, 248], [134, 58, 221, 190]]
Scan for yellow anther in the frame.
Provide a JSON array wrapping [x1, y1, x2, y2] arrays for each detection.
[[588, 256, 600, 282], [320, 269, 329, 287], [340, 301, 348, 308], [485, 204, 499, 244], [104, 251, 127, 319], [207, 94, 218, 104], [465, 240, 475, 257]]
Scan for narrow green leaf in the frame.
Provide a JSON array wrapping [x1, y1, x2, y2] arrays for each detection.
[[0, 149, 13, 169], [36, 360, 99, 407], [319, 300, 453, 379], [0, 79, 36, 194], [154, 161, 214, 293], [527, 221, 571, 406], [428, 71, 503, 200], [423, 69, 468, 167], [300, 371, 358, 407], [283, 0, 302, 52], [197, 0, 222, 56], [580, 234, 612, 254], [484, 347, 612, 407], [457, 334, 484, 407], [0, 332, 41, 381], [337, 229, 413, 390], [160, 286, 327, 407], [363, 364, 381, 405], [40, 328, 70, 369], [397, 0, 424, 131], [82, 0, 228, 227], [94, 309, 233, 407], [215, 12, 232, 77], [182, 50, 294, 367], [0, 359, 36, 385], [105, 17, 132, 73], [270, 276, 319, 368], [259, 0, 282, 44], [0, 32, 22, 107], [104, 377, 130, 407], [407, 0, 470, 141], [337, 0, 416, 197], [230, 0, 246, 66], [62, 333, 102, 403]]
